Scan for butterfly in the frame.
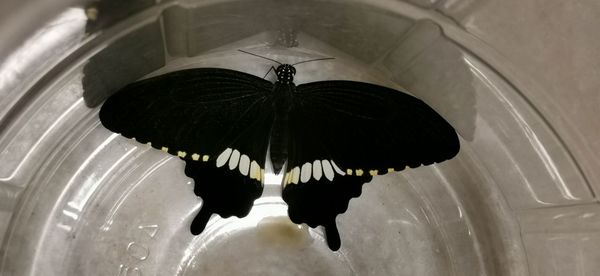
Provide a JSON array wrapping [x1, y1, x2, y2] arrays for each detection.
[[99, 51, 460, 251]]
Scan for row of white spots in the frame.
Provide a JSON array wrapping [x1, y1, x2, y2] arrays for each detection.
[[284, 160, 346, 185], [345, 167, 396, 176], [138, 140, 210, 162], [140, 137, 400, 183], [284, 161, 401, 185], [216, 148, 263, 181]]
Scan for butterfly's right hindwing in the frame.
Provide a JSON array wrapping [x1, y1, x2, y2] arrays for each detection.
[[99, 68, 274, 233]]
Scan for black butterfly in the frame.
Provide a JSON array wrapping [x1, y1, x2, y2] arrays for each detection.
[[99, 52, 460, 251]]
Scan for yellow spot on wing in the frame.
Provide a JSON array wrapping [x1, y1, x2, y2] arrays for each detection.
[[161, 147, 169, 152], [86, 7, 98, 21], [202, 155, 209, 162], [388, 168, 395, 173], [177, 151, 187, 158], [346, 169, 353, 175], [369, 170, 378, 176], [191, 153, 200, 161], [356, 169, 364, 176]]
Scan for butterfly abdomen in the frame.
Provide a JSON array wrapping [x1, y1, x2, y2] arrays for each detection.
[[269, 107, 290, 174], [268, 83, 295, 174]]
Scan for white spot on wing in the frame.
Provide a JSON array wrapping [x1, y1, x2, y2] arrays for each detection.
[[229, 149, 240, 170], [331, 160, 346, 175], [312, 160, 322, 180], [239, 155, 250, 176], [216, 148, 232, 168], [322, 160, 334, 181], [291, 166, 300, 184], [356, 169, 364, 176], [301, 163, 312, 183], [250, 161, 260, 180]]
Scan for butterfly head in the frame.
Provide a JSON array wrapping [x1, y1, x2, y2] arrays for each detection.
[[275, 64, 296, 84]]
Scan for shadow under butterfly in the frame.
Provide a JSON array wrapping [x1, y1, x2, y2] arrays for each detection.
[[98, 50, 460, 251]]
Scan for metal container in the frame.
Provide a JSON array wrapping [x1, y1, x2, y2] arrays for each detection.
[[1, 0, 598, 275]]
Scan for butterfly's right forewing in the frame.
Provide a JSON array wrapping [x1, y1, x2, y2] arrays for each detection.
[[100, 68, 273, 159]]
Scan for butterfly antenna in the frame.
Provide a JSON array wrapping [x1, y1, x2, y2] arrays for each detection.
[[292, 57, 335, 66], [238, 50, 282, 65]]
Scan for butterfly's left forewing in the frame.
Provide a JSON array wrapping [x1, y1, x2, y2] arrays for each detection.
[[99, 68, 275, 234], [283, 80, 460, 250], [287, 80, 459, 172]]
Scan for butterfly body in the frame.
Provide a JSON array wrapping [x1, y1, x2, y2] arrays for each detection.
[[267, 64, 298, 173], [99, 61, 460, 251]]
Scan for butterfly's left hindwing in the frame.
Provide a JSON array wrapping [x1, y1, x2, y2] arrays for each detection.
[[99, 68, 274, 233], [283, 80, 460, 250], [282, 173, 372, 251]]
